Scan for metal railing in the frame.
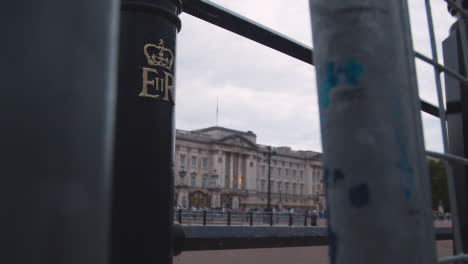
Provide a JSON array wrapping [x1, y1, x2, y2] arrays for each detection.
[[174, 210, 323, 227]]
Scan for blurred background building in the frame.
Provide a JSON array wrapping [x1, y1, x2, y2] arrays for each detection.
[[174, 126, 325, 212]]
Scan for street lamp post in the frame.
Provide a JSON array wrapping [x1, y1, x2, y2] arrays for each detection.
[[179, 166, 187, 185], [210, 169, 219, 188], [263, 146, 276, 212]]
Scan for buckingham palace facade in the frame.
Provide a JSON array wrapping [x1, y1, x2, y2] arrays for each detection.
[[174, 126, 325, 211]]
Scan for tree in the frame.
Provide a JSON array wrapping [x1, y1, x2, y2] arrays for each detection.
[[428, 159, 450, 212]]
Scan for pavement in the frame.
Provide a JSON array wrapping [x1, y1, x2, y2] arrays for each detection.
[[174, 221, 454, 264]]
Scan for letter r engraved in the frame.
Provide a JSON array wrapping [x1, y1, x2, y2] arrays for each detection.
[[163, 71, 175, 104], [140, 67, 159, 98]]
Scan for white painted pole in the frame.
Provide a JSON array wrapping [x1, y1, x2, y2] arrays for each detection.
[[309, 1, 437, 263]]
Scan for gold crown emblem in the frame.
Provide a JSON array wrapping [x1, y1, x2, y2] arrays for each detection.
[[144, 39, 174, 70]]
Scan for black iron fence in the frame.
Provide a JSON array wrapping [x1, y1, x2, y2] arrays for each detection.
[[175, 209, 451, 226], [174, 210, 322, 227]]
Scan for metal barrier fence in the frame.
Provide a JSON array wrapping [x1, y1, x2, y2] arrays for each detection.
[[174, 210, 452, 226]]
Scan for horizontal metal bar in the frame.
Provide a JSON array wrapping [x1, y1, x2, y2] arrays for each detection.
[[182, 0, 314, 65], [444, 0, 468, 20], [181, 226, 452, 251], [419, 99, 462, 117], [426, 150, 468, 166], [439, 253, 468, 264], [415, 51, 468, 88], [421, 99, 441, 117]]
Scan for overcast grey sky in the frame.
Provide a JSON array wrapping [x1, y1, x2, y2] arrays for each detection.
[[175, 0, 456, 153]]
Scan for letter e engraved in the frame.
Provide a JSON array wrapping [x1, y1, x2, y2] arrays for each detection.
[[140, 67, 160, 98]]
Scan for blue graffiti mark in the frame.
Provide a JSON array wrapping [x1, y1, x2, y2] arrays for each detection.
[[340, 59, 364, 86], [349, 183, 370, 208], [333, 169, 344, 184], [395, 132, 414, 176], [392, 104, 416, 198], [319, 59, 364, 108], [320, 62, 339, 108]]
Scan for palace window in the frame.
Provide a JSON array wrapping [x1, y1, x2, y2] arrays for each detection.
[[293, 170, 296, 179], [191, 175, 196, 187], [277, 168, 281, 176], [293, 184, 297, 195], [285, 183, 289, 194], [285, 169, 289, 177], [277, 182, 282, 194], [261, 166, 265, 177], [261, 181, 265, 192], [191, 156, 197, 168], [202, 177, 207, 188], [180, 154, 185, 167], [300, 185, 304, 195], [202, 158, 207, 169]]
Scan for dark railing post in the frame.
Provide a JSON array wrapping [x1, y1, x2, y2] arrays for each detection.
[[304, 212, 308, 226], [289, 213, 293, 226], [269, 212, 273, 226], [1, 1, 119, 263], [443, 17, 468, 254], [249, 212, 254, 226], [111, 1, 182, 264], [227, 211, 231, 226], [203, 210, 207, 226], [178, 209, 182, 224]]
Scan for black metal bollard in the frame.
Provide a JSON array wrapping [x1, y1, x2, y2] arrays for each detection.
[[250, 212, 254, 226], [203, 210, 207, 226], [178, 209, 182, 224], [2, 1, 119, 263], [111, 1, 182, 264], [289, 213, 293, 226], [311, 214, 317, 226], [304, 212, 308, 226], [227, 211, 231, 226]]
